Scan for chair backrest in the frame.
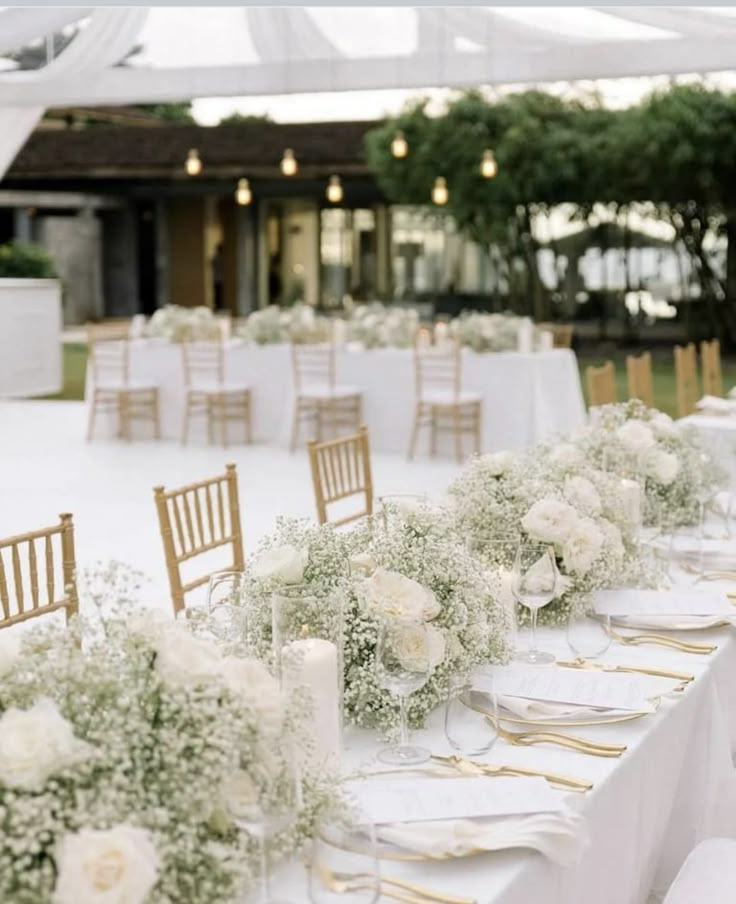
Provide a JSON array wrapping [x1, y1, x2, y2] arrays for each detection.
[[415, 339, 461, 401], [88, 322, 131, 386], [701, 338, 723, 398], [308, 426, 373, 527], [153, 464, 244, 615], [538, 323, 574, 349], [182, 340, 225, 388], [0, 514, 78, 629], [626, 351, 654, 408], [586, 361, 618, 407], [674, 343, 699, 417], [292, 343, 335, 392]]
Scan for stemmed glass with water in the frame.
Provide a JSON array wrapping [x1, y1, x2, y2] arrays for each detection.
[[512, 542, 560, 665]]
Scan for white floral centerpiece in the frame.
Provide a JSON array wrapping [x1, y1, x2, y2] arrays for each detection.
[[346, 303, 419, 349], [449, 311, 541, 353], [239, 303, 331, 345], [571, 399, 725, 527], [242, 509, 511, 733], [146, 305, 221, 342], [0, 612, 336, 903]]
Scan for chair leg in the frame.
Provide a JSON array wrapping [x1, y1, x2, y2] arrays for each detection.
[[474, 403, 481, 455], [219, 395, 228, 448], [152, 390, 161, 441], [290, 397, 302, 453], [430, 406, 438, 457], [181, 393, 191, 445], [86, 392, 98, 442], [245, 393, 253, 444], [408, 404, 421, 460], [454, 405, 463, 464]]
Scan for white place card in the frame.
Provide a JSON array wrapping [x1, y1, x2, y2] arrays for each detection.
[[349, 776, 563, 825], [477, 665, 654, 712], [594, 588, 735, 617]]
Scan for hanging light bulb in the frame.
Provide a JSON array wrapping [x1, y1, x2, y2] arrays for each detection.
[[391, 130, 408, 159], [326, 175, 343, 204], [185, 148, 202, 176], [481, 148, 498, 179], [280, 148, 298, 176], [235, 178, 252, 206], [431, 176, 449, 206]]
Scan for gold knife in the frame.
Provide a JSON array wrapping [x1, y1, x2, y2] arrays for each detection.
[[431, 754, 593, 791]]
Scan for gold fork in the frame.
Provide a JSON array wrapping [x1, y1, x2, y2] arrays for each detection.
[[431, 754, 593, 792], [606, 625, 716, 654], [317, 865, 476, 904], [558, 657, 695, 686], [490, 718, 625, 757]]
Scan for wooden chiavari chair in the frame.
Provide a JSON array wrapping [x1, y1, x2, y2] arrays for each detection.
[[585, 361, 618, 408], [86, 322, 160, 442], [701, 338, 723, 398], [674, 343, 699, 417], [181, 340, 252, 446], [308, 425, 373, 527], [407, 339, 482, 463], [153, 464, 245, 616], [537, 323, 574, 349], [290, 343, 362, 451], [0, 514, 78, 629], [626, 351, 654, 408]]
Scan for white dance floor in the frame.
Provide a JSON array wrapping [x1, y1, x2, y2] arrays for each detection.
[[0, 400, 459, 609]]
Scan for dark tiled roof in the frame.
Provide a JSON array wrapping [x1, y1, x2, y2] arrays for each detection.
[[8, 119, 379, 179]]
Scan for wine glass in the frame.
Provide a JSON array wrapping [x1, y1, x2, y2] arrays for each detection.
[[512, 542, 559, 665], [309, 816, 379, 903], [566, 600, 611, 659], [206, 571, 247, 645], [374, 617, 434, 766], [444, 672, 497, 756], [227, 755, 301, 904]]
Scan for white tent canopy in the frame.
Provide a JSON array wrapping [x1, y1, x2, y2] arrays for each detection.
[[2, 6, 736, 108]]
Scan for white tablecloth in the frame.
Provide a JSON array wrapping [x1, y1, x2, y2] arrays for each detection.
[[274, 619, 736, 904], [84, 341, 586, 454]]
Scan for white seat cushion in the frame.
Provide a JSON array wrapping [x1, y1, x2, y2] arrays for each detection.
[[189, 381, 251, 394], [299, 384, 360, 400], [96, 380, 157, 392], [420, 390, 481, 406], [664, 839, 736, 903]]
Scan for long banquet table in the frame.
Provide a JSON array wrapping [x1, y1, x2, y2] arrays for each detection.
[[275, 615, 736, 904], [85, 340, 586, 454]]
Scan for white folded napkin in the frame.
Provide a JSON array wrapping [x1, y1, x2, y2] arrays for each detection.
[[695, 395, 736, 415], [378, 808, 587, 867], [497, 694, 605, 721]]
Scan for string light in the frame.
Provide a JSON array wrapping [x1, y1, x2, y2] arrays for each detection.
[[391, 130, 408, 158], [431, 176, 449, 206], [185, 148, 202, 176], [235, 178, 252, 206], [481, 148, 498, 179], [280, 148, 298, 176], [326, 175, 343, 204]]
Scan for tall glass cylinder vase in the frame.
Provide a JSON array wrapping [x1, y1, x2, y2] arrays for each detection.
[[272, 584, 344, 769]]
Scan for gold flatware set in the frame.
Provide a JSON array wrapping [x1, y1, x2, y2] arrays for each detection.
[[318, 864, 476, 904], [605, 625, 717, 654]]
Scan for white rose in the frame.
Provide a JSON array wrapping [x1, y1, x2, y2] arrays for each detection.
[[395, 622, 446, 672], [217, 656, 285, 735], [154, 625, 222, 688], [564, 475, 602, 517], [0, 634, 21, 678], [650, 412, 677, 438], [644, 449, 679, 485], [548, 443, 583, 470], [359, 569, 440, 621], [251, 545, 308, 584], [53, 826, 159, 904], [599, 518, 625, 562], [479, 451, 516, 477], [615, 420, 656, 453], [0, 698, 91, 791], [521, 498, 579, 545], [349, 552, 377, 577], [561, 518, 605, 575]]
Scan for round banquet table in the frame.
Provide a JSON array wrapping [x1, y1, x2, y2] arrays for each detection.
[[85, 340, 586, 454]]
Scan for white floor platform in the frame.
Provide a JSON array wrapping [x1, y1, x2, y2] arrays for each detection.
[[0, 401, 460, 612]]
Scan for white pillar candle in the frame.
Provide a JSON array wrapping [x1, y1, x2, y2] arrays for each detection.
[[539, 330, 554, 351], [620, 478, 642, 531], [281, 638, 341, 768], [517, 318, 533, 353], [434, 321, 449, 344]]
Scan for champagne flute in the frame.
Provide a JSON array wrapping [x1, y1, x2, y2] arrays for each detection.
[[309, 816, 380, 904], [375, 616, 434, 766], [227, 755, 301, 904], [512, 542, 559, 665]]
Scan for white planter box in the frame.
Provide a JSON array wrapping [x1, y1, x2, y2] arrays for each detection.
[[0, 279, 62, 397]]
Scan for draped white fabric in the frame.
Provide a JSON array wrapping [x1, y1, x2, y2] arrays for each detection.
[[0, 7, 736, 110], [0, 7, 148, 179]]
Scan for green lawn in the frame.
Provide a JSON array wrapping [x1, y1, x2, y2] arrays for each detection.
[[50, 343, 736, 419]]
